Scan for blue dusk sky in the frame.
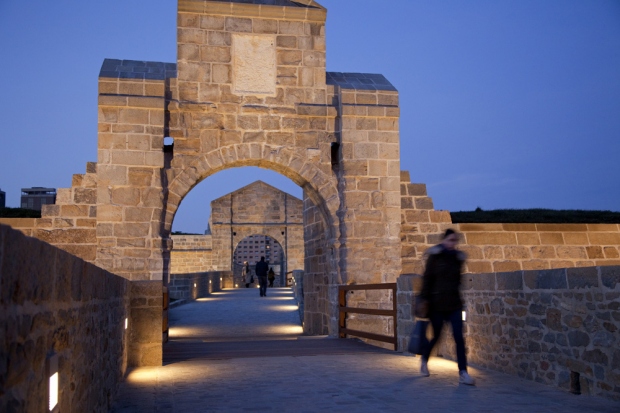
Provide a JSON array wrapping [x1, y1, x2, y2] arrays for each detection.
[[1, 0, 619, 234]]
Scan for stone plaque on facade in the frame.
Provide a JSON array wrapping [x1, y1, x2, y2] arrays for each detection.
[[232, 34, 276, 96]]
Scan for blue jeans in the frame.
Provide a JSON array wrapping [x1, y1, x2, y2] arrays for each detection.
[[422, 309, 467, 372], [258, 276, 268, 296]]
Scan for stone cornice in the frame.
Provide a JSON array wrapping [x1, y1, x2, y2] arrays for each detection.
[[178, 0, 327, 22]]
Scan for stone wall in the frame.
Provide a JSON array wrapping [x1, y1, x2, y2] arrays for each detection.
[[441, 266, 620, 399], [0, 224, 130, 412], [398, 267, 620, 400], [456, 223, 620, 273], [399, 170, 620, 275], [170, 235, 214, 274], [168, 271, 231, 300]]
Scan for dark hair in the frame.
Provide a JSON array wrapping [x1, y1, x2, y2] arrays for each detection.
[[442, 228, 457, 239], [261, 256, 265, 260]]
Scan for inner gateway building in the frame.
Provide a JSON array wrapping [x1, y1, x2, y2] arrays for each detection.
[[170, 180, 304, 287]]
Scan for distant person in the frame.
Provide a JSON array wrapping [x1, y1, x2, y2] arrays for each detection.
[[255, 256, 269, 297], [242, 261, 251, 288], [419, 229, 475, 386], [268, 267, 275, 287]]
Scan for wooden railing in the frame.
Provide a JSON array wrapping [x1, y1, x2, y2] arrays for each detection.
[[338, 283, 398, 351]]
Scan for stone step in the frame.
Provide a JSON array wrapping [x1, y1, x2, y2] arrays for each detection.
[[400, 170, 410, 182]]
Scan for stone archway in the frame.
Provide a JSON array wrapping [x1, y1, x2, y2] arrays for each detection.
[[18, 0, 403, 366], [164, 150, 338, 279]]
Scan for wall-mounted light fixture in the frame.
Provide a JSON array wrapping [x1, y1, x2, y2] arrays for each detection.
[[47, 353, 59, 412], [209, 280, 212, 284], [125, 318, 128, 330], [462, 310, 467, 322], [194, 283, 197, 288]]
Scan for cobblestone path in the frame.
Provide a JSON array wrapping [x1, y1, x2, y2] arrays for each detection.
[[110, 288, 619, 412]]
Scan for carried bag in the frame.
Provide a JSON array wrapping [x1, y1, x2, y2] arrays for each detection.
[[414, 295, 429, 319], [408, 320, 429, 355]]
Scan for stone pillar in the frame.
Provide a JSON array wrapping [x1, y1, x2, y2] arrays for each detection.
[[96, 60, 171, 281], [129, 281, 163, 366], [335, 77, 403, 285]]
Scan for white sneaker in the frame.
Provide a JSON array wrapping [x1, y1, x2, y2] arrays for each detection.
[[420, 360, 429, 377], [459, 370, 475, 385]]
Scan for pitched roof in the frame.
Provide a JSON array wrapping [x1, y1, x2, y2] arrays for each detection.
[[99, 59, 177, 80], [207, 0, 324, 8], [326, 72, 397, 92], [212, 180, 302, 203]]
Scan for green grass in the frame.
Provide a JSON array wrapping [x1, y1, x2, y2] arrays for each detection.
[[450, 208, 620, 224], [0, 207, 41, 218]]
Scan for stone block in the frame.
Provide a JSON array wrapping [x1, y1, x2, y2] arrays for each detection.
[[253, 18, 277, 34], [465, 261, 493, 274], [585, 246, 605, 259], [110, 187, 141, 206], [600, 266, 620, 289], [279, 20, 305, 35], [404, 209, 429, 224], [568, 330, 590, 347], [524, 269, 567, 290], [493, 261, 521, 273], [563, 232, 589, 245], [178, 12, 199, 28], [521, 260, 550, 271], [211, 63, 231, 84], [483, 246, 503, 259], [530, 246, 557, 259], [224, 16, 252, 32], [567, 267, 599, 289], [470, 273, 496, 291], [200, 15, 225, 30], [504, 246, 531, 259], [277, 35, 297, 48], [557, 246, 587, 259], [414, 197, 434, 210], [178, 27, 205, 45], [589, 232, 620, 245], [516, 232, 540, 245], [277, 50, 302, 66], [208, 31, 232, 47], [496, 271, 523, 290], [466, 232, 517, 246], [119, 108, 150, 125], [199, 46, 231, 64], [540, 232, 564, 245]]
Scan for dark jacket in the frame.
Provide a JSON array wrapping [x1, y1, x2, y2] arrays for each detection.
[[255, 260, 269, 277], [421, 244, 466, 313]]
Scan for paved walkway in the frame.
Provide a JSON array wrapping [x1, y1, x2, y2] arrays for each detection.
[[110, 288, 619, 412]]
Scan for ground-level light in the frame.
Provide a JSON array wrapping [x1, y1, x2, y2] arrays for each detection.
[[47, 353, 59, 412]]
